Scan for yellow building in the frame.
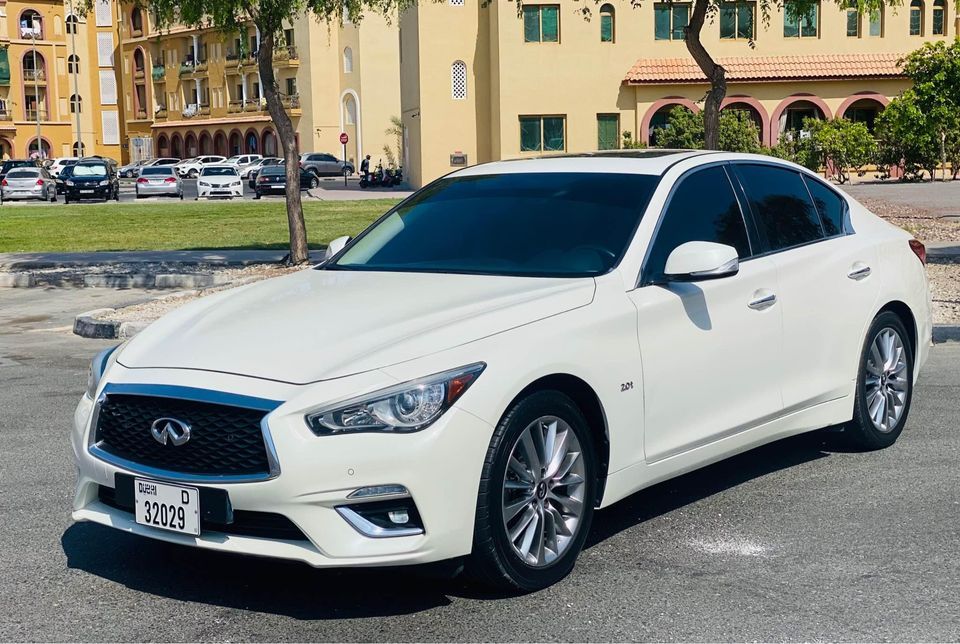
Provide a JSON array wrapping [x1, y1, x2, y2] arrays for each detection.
[[117, 7, 401, 167], [0, 0, 125, 159], [399, 0, 957, 187]]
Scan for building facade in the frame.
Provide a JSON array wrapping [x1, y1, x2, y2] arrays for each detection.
[[116, 7, 401, 167], [0, 0, 125, 159], [399, 0, 957, 188]]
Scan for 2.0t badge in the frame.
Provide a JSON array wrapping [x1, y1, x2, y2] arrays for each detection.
[[149, 417, 191, 446]]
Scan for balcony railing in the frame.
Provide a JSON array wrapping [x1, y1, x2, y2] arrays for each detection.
[[227, 100, 243, 113], [20, 26, 42, 39], [155, 107, 168, 120], [179, 62, 194, 76], [0, 111, 11, 121], [134, 67, 145, 79], [280, 93, 300, 109], [273, 45, 299, 62], [25, 108, 48, 121], [195, 59, 208, 72], [243, 98, 264, 112], [131, 27, 143, 37], [181, 103, 198, 118], [225, 51, 239, 61], [199, 103, 210, 116], [23, 68, 46, 83], [152, 65, 165, 81]]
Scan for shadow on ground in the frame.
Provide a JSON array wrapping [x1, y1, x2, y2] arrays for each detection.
[[62, 430, 846, 619]]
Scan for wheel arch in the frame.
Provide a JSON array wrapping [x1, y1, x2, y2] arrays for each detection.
[[506, 373, 610, 506], [877, 300, 918, 357]]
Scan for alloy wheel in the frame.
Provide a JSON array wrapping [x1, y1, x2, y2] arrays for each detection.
[[864, 327, 909, 433], [502, 415, 586, 568]]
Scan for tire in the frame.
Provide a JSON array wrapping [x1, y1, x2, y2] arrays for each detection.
[[49, 190, 56, 203], [845, 311, 915, 450], [309, 177, 319, 189], [188, 169, 198, 179], [467, 390, 597, 592]]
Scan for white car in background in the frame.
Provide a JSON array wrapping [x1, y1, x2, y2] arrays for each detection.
[[225, 154, 263, 177], [195, 164, 242, 199], [46, 157, 80, 178], [72, 151, 931, 592], [175, 155, 226, 178]]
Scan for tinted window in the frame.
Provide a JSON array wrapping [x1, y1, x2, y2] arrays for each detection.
[[333, 172, 660, 277], [321, 154, 337, 162], [645, 166, 750, 282], [7, 169, 39, 178], [736, 164, 824, 251], [803, 175, 847, 237], [141, 167, 175, 176]]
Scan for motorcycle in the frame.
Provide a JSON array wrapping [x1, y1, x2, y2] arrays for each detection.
[[359, 161, 403, 189]]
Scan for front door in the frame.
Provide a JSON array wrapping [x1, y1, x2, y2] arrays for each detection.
[[628, 164, 784, 463]]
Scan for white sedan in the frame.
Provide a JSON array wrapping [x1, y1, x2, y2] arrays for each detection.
[[71, 152, 931, 591], [196, 165, 242, 199]]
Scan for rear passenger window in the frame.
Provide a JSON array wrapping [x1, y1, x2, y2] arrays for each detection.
[[645, 165, 751, 282], [736, 164, 824, 252], [803, 175, 847, 237]]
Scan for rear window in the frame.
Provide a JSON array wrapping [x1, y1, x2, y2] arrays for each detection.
[[735, 164, 824, 252], [7, 169, 39, 178], [261, 166, 286, 175], [803, 175, 848, 237], [141, 167, 175, 176]]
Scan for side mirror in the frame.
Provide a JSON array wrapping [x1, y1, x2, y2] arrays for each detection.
[[664, 241, 739, 282], [323, 235, 351, 261]]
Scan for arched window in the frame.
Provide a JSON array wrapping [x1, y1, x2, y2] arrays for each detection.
[[910, 0, 923, 34], [72, 141, 85, 156], [66, 15, 79, 35], [70, 94, 82, 114], [933, 0, 945, 34], [868, 5, 883, 36], [600, 4, 615, 42], [130, 7, 143, 34], [20, 10, 42, 39], [344, 94, 357, 125], [451, 60, 467, 100], [133, 48, 145, 73], [343, 47, 353, 73], [67, 54, 79, 74], [22, 51, 45, 82]]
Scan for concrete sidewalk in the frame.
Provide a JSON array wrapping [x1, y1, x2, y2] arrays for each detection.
[[0, 249, 326, 270], [927, 241, 960, 257]]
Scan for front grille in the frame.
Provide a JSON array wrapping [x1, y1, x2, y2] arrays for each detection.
[[94, 394, 271, 477], [97, 485, 309, 542]]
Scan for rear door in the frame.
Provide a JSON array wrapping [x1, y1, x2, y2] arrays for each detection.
[[731, 163, 880, 410]]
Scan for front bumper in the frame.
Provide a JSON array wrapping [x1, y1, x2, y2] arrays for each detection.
[[70, 370, 493, 568], [65, 185, 113, 200], [198, 184, 242, 198]]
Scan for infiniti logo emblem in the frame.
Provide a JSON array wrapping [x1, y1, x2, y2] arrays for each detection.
[[150, 417, 192, 446]]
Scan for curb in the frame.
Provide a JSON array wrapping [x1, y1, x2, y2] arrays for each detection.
[[934, 325, 960, 343], [0, 272, 36, 288], [73, 309, 121, 339]]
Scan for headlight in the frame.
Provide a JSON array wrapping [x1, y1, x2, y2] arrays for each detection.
[[198, 181, 210, 187], [85, 345, 120, 399], [305, 363, 485, 435], [231, 181, 241, 187], [65, 180, 74, 186], [99, 180, 110, 186]]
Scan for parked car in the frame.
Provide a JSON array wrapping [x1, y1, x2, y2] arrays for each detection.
[[135, 166, 183, 199], [0, 167, 57, 202], [79, 156, 119, 180], [47, 157, 80, 178], [63, 161, 120, 203], [54, 164, 75, 195], [70, 151, 932, 592], [0, 159, 40, 182], [246, 157, 283, 187], [176, 155, 226, 178], [118, 160, 149, 179], [225, 154, 263, 176], [254, 164, 321, 197], [196, 164, 242, 199], [146, 157, 182, 168], [300, 152, 354, 177]]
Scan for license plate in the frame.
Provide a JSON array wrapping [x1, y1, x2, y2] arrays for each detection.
[[134, 478, 200, 535], [80, 189, 94, 194]]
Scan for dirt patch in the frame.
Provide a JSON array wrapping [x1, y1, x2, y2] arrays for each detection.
[[858, 198, 960, 243]]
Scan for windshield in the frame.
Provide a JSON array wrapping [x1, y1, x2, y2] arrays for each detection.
[[73, 164, 108, 178], [142, 167, 174, 176], [331, 172, 659, 277], [226, 156, 242, 163], [201, 167, 238, 177]]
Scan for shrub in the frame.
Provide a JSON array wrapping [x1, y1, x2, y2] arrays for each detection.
[[804, 118, 877, 184], [874, 92, 941, 181], [653, 106, 762, 153]]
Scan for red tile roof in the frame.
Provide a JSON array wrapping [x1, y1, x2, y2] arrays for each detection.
[[624, 53, 905, 84]]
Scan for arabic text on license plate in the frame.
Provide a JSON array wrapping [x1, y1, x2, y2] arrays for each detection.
[[134, 478, 201, 535]]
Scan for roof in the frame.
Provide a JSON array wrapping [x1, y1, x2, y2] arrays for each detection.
[[453, 151, 714, 177], [624, 53, 904, 84]]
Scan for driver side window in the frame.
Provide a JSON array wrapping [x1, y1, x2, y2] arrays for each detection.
[[644, 165, 751, 284]]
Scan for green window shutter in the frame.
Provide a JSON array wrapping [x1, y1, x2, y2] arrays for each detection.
[[719, 4, 736, 38], [541, 5, 559, 42], [0, 49, 9, 87], [523, 6, 541, 42], [738, 3, 754, 38], [600, 13, 613, 41], [672, 5, 689, 39], [869, 11, 882, 35], [783, 3, 799, 36], [542, 117, 565, 151], [598, 115, 619, 150], [520, 117, 542, 151], [846, 9, 859, 35], [654, 5, 670, 39]]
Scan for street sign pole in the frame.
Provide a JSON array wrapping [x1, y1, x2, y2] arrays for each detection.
[[340, 132, 349, 188]]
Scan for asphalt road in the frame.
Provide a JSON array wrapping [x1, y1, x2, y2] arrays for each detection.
[[1, 287, 959, 641]]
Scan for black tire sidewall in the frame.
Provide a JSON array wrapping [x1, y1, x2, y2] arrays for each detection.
[[476, 391, 597, 591]]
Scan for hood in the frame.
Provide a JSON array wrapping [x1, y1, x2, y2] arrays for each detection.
[[118, 269, 596, 384]]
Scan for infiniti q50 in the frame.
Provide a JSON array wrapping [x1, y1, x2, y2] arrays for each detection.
[[71, 151, 931, 591]]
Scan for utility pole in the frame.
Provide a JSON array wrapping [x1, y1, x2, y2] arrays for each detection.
[[69, 0, 82, 155], [29, 25, 41, 159]]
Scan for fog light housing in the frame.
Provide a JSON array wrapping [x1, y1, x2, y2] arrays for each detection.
[[336, 498, 424, 538]]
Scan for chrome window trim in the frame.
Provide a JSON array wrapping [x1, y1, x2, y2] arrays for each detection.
[[87, 383, 283, 484]]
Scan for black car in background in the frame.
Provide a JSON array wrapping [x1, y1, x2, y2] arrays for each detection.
[[254, 165, 320, 198], [0, 159, 41, 182], [55, 164, 75, 194], [63, 162, 120, 203]]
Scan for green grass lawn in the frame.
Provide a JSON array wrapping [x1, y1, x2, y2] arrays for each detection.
[[0, 199, 401, 253]]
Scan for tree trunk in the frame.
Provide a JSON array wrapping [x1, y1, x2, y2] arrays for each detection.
[[684, 0, 726, 150], [941, 130, 947, 182], [258, 31, 309, 264]]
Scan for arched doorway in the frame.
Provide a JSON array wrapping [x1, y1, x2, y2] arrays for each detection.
[[198, 131, 212, 155], [157, 134, 170, 157], [214, 131, 227, 156], [840, 97, 887, 133], [641, 98, 700, 146], [229, 131, 242, 156], [27, 137, 51, 159], [72, 141, 85, 156], [171, 133, 183, 158], [184, 132, 198, 157], [244, 130, 258, 154], [772, 96, 831, 143], [649, 105, 691, 147], [262, 129, 277, 156], [0, 137, 12, 160]]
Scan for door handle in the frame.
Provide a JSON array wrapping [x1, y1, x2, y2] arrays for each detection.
[[748, 290, 777, 311], [848, 263, 872, 280]]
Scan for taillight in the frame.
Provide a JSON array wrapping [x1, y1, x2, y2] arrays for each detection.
[[36, 179, 44, 186], [1, 179, 7, 187], [258, 175, 268, 182], [137, 177, 148, 184], [908, 239, 926, 265], [164, 177, 176, 183]]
